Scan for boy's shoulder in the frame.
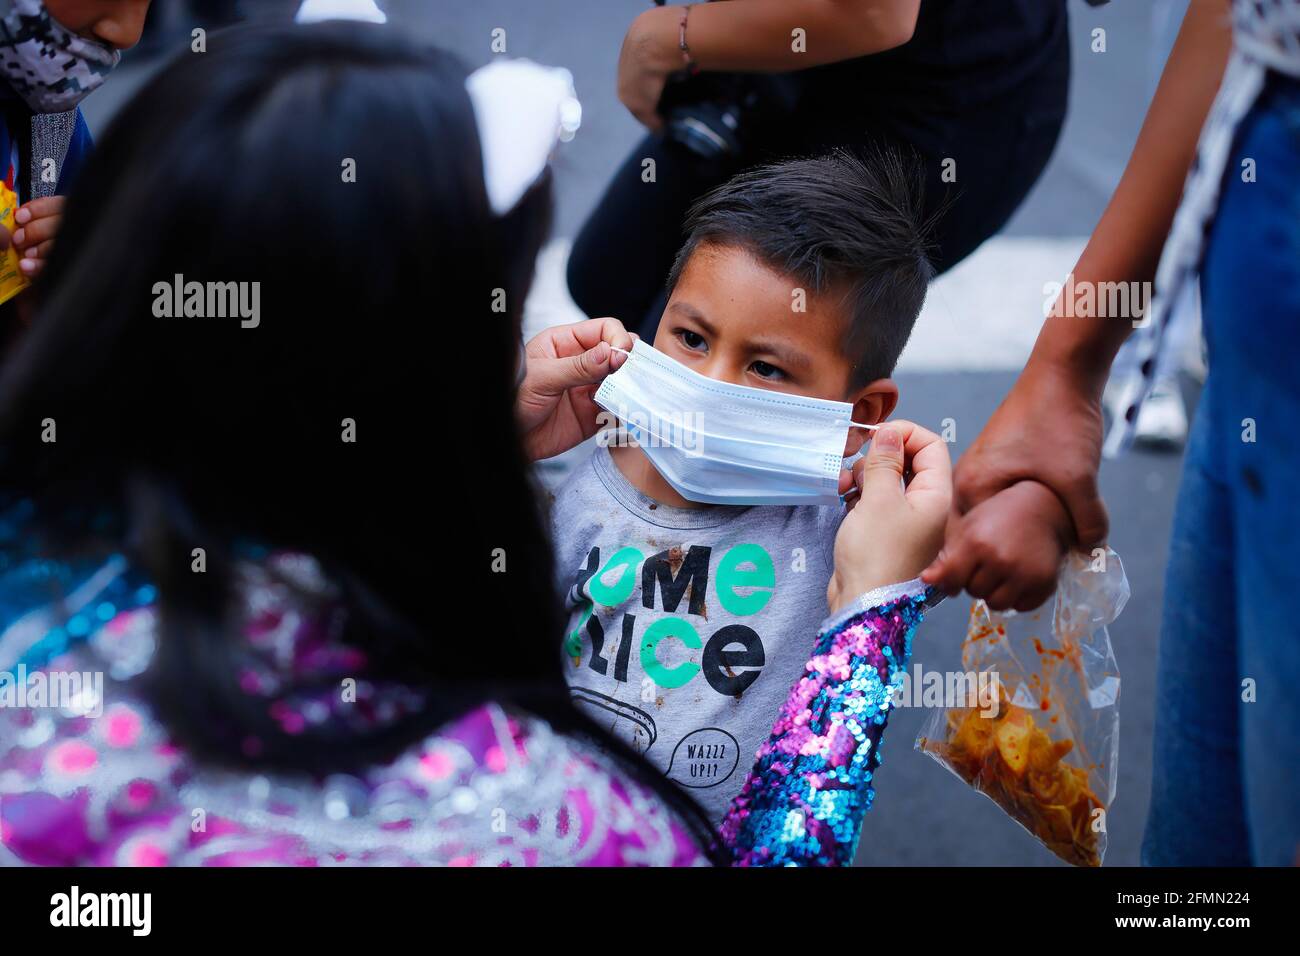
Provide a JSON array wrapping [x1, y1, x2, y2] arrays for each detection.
[[548, 443, 615, 526], [547, 444, 634, 560]]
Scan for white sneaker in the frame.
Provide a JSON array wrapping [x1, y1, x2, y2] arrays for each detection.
[[1133, 380, 1188, 448]]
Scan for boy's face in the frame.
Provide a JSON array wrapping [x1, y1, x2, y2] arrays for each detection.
[[45, 0, 151, 50], [653, 242, 897, 456]]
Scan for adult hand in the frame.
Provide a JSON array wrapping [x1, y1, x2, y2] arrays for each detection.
[[516, 317, 635, 462], [617, 6, 680, 131], [828, 421, 951, 614], [926, 480, 1073, 612], [923, 359, 1108, 605]]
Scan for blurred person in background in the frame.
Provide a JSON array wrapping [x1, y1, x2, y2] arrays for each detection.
[[568, 0, 1098, 338], [0, 0, 150, 650], [0, 0, 150, 320], [1103, 0, 1199, 449], [928, 0, 1300, 866]]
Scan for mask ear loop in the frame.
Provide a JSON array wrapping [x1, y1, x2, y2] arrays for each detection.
[[838, 422, 882, 503]]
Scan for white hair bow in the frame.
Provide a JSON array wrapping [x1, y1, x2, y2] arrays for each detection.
[[466, 60, 582, 215], [295, 0, 387, 24]]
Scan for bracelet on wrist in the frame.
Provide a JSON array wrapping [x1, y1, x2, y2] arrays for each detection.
[[678, 4, 700, 74]]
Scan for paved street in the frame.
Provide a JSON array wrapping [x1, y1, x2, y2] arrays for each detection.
[[81, 0, 1189, 865]]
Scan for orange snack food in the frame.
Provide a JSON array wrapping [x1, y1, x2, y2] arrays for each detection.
[[916, 550, 1127, 867], [919, 688, 1105, 867]]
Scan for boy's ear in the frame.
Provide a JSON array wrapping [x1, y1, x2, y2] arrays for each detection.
[[843, 378, 899, 457]]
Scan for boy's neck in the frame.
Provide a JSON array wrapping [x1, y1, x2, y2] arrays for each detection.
[[608, 443, 704, 510]]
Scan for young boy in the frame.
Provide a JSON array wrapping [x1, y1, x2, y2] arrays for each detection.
[[550, 150, 945, 822]]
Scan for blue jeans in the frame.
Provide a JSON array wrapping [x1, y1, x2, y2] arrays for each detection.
[[1142, 74, 1300, 866]]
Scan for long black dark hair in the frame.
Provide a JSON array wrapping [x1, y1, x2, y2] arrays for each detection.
[[0, 22, 720, 856]]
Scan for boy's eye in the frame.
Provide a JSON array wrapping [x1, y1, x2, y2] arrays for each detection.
[[678, 329, 707, 352], [750, 360, 784, 381]]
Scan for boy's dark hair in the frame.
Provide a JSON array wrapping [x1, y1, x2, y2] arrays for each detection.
[[667, 149, 934, 387]]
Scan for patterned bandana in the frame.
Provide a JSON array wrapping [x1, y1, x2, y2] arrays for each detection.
[[0, 0, 120, 113]]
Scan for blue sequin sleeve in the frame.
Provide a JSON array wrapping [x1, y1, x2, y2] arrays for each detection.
[[716, 580, 935, 866]]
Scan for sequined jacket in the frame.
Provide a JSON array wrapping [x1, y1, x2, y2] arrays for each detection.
[[0, 557, 931, 867]]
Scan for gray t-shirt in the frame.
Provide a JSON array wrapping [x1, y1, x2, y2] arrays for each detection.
[[550, 444, 844, 824]]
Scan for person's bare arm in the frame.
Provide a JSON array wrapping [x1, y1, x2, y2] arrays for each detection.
[[1029, 0, 1235, 397], [675, 0, 918, 71], [926, 0, 1234, 609], [619, 0, 921, 128]]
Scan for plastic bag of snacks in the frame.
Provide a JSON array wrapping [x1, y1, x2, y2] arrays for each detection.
[[916, 548, 1128, 866]]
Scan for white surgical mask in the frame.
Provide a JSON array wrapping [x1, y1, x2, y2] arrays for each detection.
[[594, 340, 875, 507]]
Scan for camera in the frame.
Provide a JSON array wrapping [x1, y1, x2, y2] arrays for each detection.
[[650, 2, 799, 162], [658, 70, 801, 162]]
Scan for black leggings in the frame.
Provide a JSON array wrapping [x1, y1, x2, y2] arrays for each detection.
[[568, 62, 1069, 339]]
